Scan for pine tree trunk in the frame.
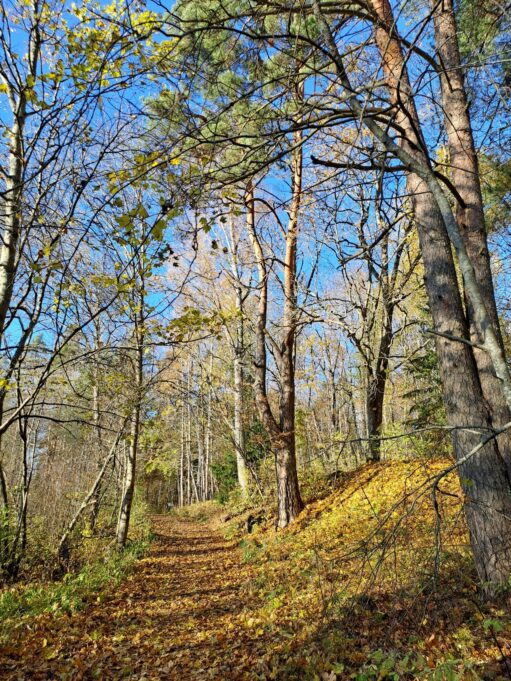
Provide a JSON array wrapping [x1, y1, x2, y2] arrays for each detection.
[[275, 439, 303, 529], [432, 0, 511, 476], [277, 337, 303, 527], [368, 0, 511, 589]]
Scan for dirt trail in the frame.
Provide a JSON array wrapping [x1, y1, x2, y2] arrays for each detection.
[[0, 516, 273, 680]]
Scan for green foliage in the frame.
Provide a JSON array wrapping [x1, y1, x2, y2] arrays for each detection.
[[457, 0, 507, 59], [210, 419, 270, 506], [127, 493, 153, 543], [0, 494, 152, 638], [353, 649, 481, 680], [404, 344, 445, 430], [238, 537, 265, 564], [479, 154, 511, 233], [482, 617, 505, 633], [211, 450, 238, 504], [245, 419, 271, 465]]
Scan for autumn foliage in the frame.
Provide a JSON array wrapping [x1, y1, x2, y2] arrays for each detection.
[[1, 460, 510, 680]]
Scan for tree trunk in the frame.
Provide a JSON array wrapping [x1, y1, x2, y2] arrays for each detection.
[[366, 302, 395, 462], [329, 370, 338, 434], [89, 376, 102, 533], [205, 350, 213, 500], [432, 0, 511, 476], [116, 402, 140, 549], [275, 440, 303, 528], [0, 98, 26, 345], [116, 327, 143, 549], [278, 127, 305, 526], [246, 177, 304, 528], [233, 340, 249, 494], [228, 215, 250, 495], [179, 403, 185, 507], [366, 372, 385, 462], [366, 0, 511, 588]]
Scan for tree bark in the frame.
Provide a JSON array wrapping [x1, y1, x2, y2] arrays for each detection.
[[432, 0, 511, 475], [233, 338, 249, 494], [246, 175, 304, 528], [89, 364, 103, 533], [311, 0, 511, 588], [229, 217, 250, 496], [277, 126, 305, 527], [116, 321, 143, 549], [367, 0, 511, 588], [366, 321, 393, 462]]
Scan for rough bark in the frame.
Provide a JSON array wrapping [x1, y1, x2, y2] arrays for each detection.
[[432, 0, 511, 475], [366, 319, 393, 462], [365, 221, 406, 462], [370, 0, 511, 587], [312, 0, 511, 588]]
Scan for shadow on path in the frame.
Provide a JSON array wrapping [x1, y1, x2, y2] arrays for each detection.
[[0, 516, 271, 680]]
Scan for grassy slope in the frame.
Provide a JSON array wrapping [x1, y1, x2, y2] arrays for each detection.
[[223, 458, 511, 680]]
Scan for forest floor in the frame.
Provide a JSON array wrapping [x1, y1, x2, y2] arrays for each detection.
[[0, 514, 272, 680], [2, 460, 511, 680]]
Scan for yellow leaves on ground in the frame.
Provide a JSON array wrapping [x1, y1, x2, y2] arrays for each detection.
[[1, 462, 510, 679], [231, 459, 511, 678], [0, 516, 281, 680]]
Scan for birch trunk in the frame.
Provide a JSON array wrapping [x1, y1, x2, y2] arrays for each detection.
[[116, 324, 143, 549], [228, 215, 250, 495]]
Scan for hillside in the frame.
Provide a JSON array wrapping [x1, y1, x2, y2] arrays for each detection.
[[1, 459, 510, 680]]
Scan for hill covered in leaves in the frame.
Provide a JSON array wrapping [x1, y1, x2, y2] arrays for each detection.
[[217, 458, 511, 679], [3, 458, 511, 679]]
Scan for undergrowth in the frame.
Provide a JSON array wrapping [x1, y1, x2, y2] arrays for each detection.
[[0, 493, 153, 642], [0, 537, 149, 642]]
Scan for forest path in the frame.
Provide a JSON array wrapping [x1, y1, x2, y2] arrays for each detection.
[[1, 515, 273, 680]]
